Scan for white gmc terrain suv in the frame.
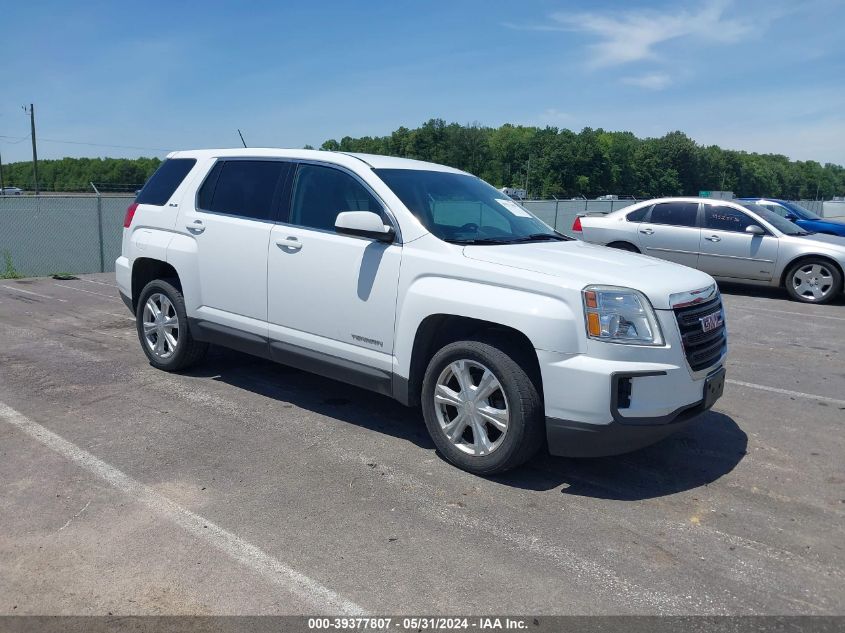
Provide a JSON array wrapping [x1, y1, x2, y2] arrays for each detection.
[[117, 149, 727, 474]]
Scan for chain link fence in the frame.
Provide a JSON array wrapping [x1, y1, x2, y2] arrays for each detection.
[[0, 195, 836, 278], [0, 195, 131, 277]]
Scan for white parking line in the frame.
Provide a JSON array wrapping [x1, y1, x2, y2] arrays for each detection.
[[1, 285, 67, 302], [728, 304, 845, 322], [0, 401, 366, 616], [53, 283, 120, 302], [727, 379, 845, 408], [78, 278, 119, 288]]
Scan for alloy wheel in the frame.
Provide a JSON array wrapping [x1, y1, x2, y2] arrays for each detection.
[[792, 263, 834, 301], [142, 293, 179, 359], [433, 359, 510, 456]]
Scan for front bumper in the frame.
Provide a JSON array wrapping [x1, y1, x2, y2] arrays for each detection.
[[539, 347, 725, 457]]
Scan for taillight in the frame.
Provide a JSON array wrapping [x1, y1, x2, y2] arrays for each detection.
[[123, 202, 138, 228], [572, 216, 583, 232]]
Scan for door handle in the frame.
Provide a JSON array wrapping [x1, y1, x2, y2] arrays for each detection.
[[275, 236, 302, 251], [186, 219, 205, 234], [705, 235, 721, 242], [640, 228, 654, 235]]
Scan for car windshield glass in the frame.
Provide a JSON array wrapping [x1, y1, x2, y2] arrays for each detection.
[[374, 168, 565, 244], [741, 203, 809, 235], [784, 202, 823, 220]]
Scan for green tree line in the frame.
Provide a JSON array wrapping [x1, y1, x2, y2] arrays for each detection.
[[0, 157, 161, 192], [2, 120, 843, 198], [320, 119, 845, 200]]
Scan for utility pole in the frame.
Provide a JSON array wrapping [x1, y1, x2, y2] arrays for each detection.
[[22, 104, 39, 195], [0, 148, 5, 194]]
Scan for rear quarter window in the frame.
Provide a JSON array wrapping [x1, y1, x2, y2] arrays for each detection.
[[136, 158, 197, 206], [626, 206, 650, 222]]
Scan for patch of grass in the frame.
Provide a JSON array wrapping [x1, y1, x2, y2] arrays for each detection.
[[51, 272, 79, 280], [1, 251, 23, 279]]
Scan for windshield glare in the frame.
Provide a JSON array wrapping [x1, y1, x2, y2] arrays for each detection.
[[375, 168, 560, 244], [741, 203, 808, 235]]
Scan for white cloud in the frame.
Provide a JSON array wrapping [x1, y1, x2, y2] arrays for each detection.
[[509, 0, 752, 68], [622, 73, 672, 90]]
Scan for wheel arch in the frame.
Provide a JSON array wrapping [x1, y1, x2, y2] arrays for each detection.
[[606, 241, 641, 253], [399, 314, 542, 407], [131, 257, 181, 312]]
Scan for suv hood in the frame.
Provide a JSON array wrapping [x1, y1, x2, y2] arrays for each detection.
[[463, 240, 715, 310]]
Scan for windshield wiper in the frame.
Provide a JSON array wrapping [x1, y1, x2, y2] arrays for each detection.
[[510, 233, 570, 242], [445, 237, 518, 245]]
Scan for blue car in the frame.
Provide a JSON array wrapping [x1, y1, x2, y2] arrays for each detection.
[[738, 198, 845, 238]]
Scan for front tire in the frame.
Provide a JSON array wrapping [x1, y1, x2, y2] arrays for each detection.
[[421, 337, 545, 475], [784, 259, 842, 304], [136, 279, 208, 371]]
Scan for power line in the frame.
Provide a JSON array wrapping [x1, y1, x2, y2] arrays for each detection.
[[0, 134, 170, 152]]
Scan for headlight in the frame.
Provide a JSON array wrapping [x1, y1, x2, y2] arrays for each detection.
[[582, 285, 663, 346]]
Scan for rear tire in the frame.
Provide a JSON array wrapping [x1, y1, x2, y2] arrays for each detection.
[[136, 279, 208, 371], [421, 337, 545, 475], [784, 259, 842, 304], [607, 241, 639, 253]]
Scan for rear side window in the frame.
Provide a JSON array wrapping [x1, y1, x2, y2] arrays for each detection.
[[648, 202, 699, 227], [136, 158, 196, 206], [626, 206, 650, 222], [704, 205, 762, 233], [197, 160, 289, 221]]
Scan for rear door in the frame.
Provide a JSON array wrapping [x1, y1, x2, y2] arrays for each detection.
[[179, 159, 292, 339], [698, 204, 779, 280], [636, 201, 701, 268]]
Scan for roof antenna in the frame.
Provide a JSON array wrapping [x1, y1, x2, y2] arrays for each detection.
[[237, 129, 247, 148]]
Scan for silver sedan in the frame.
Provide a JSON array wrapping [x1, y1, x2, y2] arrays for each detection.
[[575, 197, 845, 304]]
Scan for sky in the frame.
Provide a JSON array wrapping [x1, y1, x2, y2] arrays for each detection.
[[1, 0, 844, 165]]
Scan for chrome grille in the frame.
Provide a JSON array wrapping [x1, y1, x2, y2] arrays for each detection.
[[673, 295, 726, 372]]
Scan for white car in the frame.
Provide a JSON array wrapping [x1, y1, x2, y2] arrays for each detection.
[[574, 197, 845, 304], [116, 150, 726, 474], [0, 186, 23, 195]]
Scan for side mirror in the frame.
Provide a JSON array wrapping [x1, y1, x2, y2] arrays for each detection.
[[745, 225, 765, 236], [335, 211, 395, 243], [785, 213, 798, 221]]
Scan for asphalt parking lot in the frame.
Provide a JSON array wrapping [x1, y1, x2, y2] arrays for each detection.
[[0, 274, 843, 615]]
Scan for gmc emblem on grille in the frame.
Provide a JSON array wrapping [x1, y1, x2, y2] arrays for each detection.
[[699, 311, 724, 333]]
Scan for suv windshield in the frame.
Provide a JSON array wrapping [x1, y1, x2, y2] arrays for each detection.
[[375, 168, 565, 244], [740, 203, 811, 235]]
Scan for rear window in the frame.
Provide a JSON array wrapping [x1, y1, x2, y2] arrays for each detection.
[[648, 202, 699, 227], [136, 159, 196, 206], [197, 160, 289, 221]]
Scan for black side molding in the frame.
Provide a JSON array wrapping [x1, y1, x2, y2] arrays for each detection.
[[186, 317, 394, 398], [269, 340, 393, 397]]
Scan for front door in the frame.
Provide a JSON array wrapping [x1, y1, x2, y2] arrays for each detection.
[[636, 201, 702, 268], [267, 163, 401, 388], [698, 204, 779, 280]]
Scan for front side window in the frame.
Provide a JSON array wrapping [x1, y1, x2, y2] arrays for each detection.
[[198, 160, 288, 221], [762, 203, 789, 218], [739, 203, 809, 235], [647, 202, 699, 227], [290, 164, 385, 231], [136, 158, 196, 206], [705, 205, 763, 233], [375, 169, 562, 244]]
